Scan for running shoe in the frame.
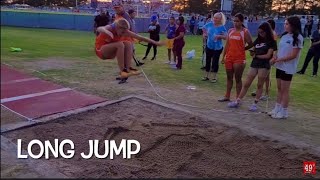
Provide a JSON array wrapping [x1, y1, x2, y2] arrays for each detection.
[[268, 108, 277, 116], [120, 71, 130, 78], [228, 101, 240, 108], [218, 97, 230, 102], [249, 103, 258, 112], [211, 79, 217, 83], [296, 71, 304, 75], [260, 95, 269, 101], [129, 67, 141, 75], [202, 77, 209, 81], [271, 110, 286, 119]]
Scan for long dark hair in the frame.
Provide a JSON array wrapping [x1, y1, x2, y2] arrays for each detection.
[[257, 22, 274, 44], [178, 16, 184, 25], [281, 16, 301, 46], [267, 19, 275, 30], [234, 13, 245, 28]]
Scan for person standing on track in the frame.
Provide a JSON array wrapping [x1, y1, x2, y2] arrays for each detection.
[[173, 16, 186, 70], [227, 22, 277, 111], [252, 19, 278, 100], [128, 9, 144, 66], [201, 12, 227, 83], [269, 16, 304, 119], [142, 15, 161, 61], [94, 9, 110, 36], [297, 23, 320, 77], [218, 13, 254, 102], [165, 16, 177, 65]]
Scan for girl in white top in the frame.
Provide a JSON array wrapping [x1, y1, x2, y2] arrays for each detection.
[[269, 16, 304, 119]]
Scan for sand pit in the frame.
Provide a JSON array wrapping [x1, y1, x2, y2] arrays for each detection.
[[2, 98, 319, 178]]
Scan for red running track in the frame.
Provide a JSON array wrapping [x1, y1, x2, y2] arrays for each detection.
[[1, 65, 106, 119]]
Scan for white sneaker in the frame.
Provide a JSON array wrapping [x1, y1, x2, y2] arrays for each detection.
[[164, 61, 171, 64], [282, 109, 289, 118], [169, 61, 176, 65], [271, 110, 286, 119], [268, 108, 277, 116]]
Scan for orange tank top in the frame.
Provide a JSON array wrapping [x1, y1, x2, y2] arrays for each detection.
[[226, 28, 248, 61]]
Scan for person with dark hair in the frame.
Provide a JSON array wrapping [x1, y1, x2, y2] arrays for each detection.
[[197, 18, 205, 35], [300, 16, 307, 37], [252, 19, 278, 100], [165, 16, 177, 64], [219, 13, 254, 102], [228, 22, 277, 111], [244, 16, 248, 28], [307, 16, 314, 38], [128, 9, 136, 32], [142, 15, 160, 61], [267, 19, 277, 39], [172, 16, 186, 70], [189, 15, 196, 35], [297, 23, 320, 77], [206, 12, 212, 24], [269, 16, 304, 119], [94, 9, 110, 36]]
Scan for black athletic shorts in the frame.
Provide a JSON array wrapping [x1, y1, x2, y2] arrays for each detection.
[[276, 69, 293, 81]]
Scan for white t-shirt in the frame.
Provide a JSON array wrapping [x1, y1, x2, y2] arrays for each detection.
[[275, 33, 304, 75]]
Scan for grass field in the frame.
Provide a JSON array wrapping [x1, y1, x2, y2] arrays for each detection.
[[1, 26, 319, 113]]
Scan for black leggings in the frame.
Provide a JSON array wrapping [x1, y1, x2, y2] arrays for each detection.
[[205, 47, 223, 73], [145, 43, 157, 58], [300, 48, 320, 75]]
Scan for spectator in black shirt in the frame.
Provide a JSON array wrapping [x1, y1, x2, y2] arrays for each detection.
[[297, 23, 320, 77], [307, 16, 314, 38], [94, 10, 110, 36], [142, 15, 161, 60]]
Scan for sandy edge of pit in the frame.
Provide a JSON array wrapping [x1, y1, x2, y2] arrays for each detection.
[[1, 135, 68, 178], [1, 95, 320, 158]]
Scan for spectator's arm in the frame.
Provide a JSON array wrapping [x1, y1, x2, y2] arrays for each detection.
[[174, 32, 185, 40], [97, 25, 113, 38], [256, 49, 274, 59], [126, 30, 163, 46], [244, 30, 254, 50], [276, 48, 301, 62], [312, 39, 320, 46]]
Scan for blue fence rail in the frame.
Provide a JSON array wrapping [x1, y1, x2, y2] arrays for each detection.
[[1, 11, 317, 36]]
